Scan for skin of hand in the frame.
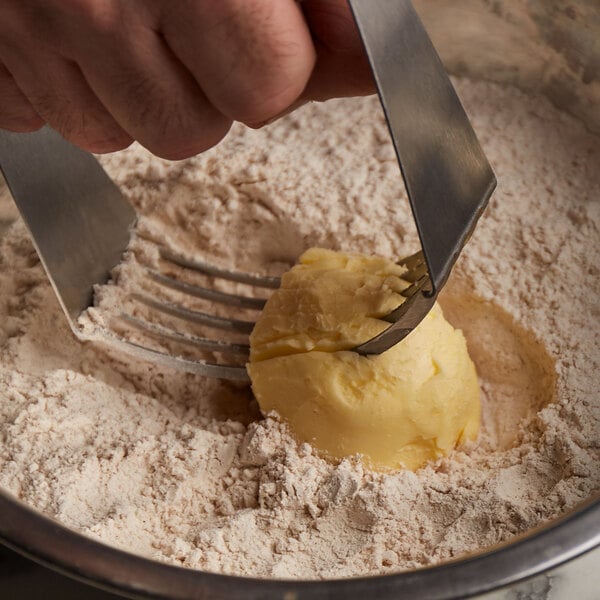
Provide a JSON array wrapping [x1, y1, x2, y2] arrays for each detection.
[[0, 0, 374, 159]]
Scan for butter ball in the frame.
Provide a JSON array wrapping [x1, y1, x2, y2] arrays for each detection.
[[248, 248, 480, 471]]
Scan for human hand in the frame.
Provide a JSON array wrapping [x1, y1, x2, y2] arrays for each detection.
[[0, 0, 373, 159]]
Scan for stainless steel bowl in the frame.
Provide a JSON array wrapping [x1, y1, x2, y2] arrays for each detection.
[[0, 1, 599, 598], [0, 489, 598, 599]]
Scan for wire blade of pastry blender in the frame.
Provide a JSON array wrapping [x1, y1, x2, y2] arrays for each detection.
[[0, 127, 263, 381], [348, 0, 497, 354]]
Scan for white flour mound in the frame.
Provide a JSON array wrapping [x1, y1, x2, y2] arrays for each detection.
[[0, 79, 599, 579]]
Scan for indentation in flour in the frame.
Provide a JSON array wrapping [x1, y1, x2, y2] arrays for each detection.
[[440, 279, 557, 450]]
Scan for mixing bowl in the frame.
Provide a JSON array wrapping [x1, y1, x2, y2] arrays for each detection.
[[0, 0, 598, 598]]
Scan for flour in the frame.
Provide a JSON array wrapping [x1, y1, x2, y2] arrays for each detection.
[[0, 78, 598, 579]]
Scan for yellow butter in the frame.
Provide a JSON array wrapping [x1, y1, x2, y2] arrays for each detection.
[[248, 248, 480, 471]]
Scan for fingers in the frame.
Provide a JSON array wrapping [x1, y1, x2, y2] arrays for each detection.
[[161, 0, 316, 126], [0, 49, 132, 153], [0, 0, 371, 159], [0, 63, 43, 132], [300, 0, 374, 101], [72, 12, 232, 159], [0, 1, 231, 159]]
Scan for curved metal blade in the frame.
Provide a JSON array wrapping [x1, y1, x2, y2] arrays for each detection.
[[348, 0, 496, 354], [349, 0, 496, 295], [0, 127, 136, 326]]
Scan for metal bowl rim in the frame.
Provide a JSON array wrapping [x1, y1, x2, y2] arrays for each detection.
[[0, 488, 598, 600]]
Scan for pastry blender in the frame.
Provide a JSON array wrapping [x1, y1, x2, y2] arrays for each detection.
[[0, 0, 495, 381]]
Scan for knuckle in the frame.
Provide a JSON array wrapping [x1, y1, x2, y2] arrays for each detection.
[[27, 92, 77, 134], [0, 0, 121, 49], [0, 74, 44, 132], [27, 90, 130, 153], [122, 75, 162, 113], [62, 0, 156, 44], [60, 0, 120, 35], [26, 90, 58, 120]]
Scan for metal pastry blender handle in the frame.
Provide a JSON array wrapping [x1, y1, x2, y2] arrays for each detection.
[[348, 0, 497, 355]]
